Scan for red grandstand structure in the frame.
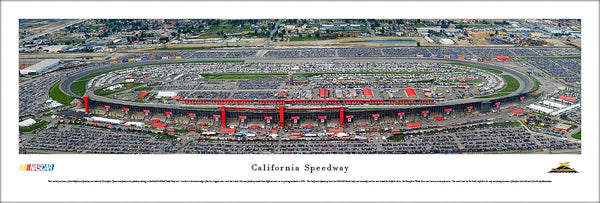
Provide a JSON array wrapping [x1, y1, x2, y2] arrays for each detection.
[[83, 96, 90, 113], [319, 88, 329, 98]]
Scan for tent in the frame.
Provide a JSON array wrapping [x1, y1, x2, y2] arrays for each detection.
[[328, 128, 343, 133], [511, 109, 525, 114], [18, 118, 36, 127], [220, 128, 235, 133], [363, 88, 373, 97], [406, 123, 421, 128], [495, 56, 511, 61], [405, 88, 417, 97], [152, 123, 167, 128], [558, 96, 576, 102]]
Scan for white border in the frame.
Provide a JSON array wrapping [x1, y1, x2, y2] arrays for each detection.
[[2, 1, 599, 202]]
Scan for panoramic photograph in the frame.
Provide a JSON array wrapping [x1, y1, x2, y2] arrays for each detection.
[[18, 19, 582, 154]]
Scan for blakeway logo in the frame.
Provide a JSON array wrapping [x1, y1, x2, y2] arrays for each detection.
[[548, 162, 578, 173], [19, 164, 54, 171]]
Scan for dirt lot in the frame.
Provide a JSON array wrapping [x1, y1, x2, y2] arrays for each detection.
[[19, 19, 78, 34]]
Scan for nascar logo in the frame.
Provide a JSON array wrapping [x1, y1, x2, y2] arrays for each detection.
[[19, 164, 54, 171]]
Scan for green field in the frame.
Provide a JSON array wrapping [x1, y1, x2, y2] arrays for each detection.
[[386, 134, 406, 141], [493, 122, 522, 127], [135, 86, 155, 91], [572, 131, 581, 140], [531, 76, 541, 91], [476, 75, 520, 98], [289, 36, 339, 41], [204, 25, 251, 33], [70, 60, 245, 96], [19, 120, 48, 132], [94, 82, 143, 96], [522, 56, 581, 59], [49, 80, 74, 105], [156, 134, 178, 140], [448, 62, 503, 74], [158, 46, 210, 51]]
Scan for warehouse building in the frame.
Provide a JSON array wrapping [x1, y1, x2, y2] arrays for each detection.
[[20, 59, 60, 75], [42, 45, 70, 53]]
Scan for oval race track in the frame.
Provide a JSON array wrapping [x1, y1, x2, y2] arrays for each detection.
[[59, 56, 535, 116]]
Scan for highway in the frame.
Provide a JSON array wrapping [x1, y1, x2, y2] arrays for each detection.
[[264, 19, 282, 47], [59, 56, 534, 112], [365, 19, 375, 37]]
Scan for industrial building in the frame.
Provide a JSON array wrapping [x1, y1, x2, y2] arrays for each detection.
[[20, 59, 60, 75], [42, 45, 69, 53]]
